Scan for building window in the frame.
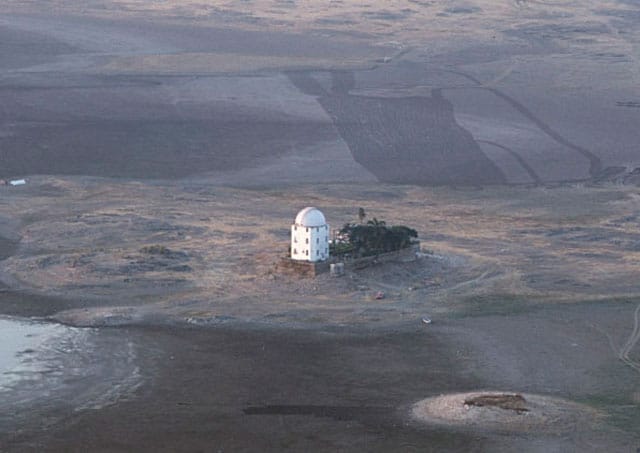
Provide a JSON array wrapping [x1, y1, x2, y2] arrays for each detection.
[[305, 238, 309, 244], [305, 250, 309, 256], [294, 237, 297, 243], [294, 226, 297, 231], [316, 250, 319, 256], [294, 248, 297, 254], [306, 228, 308, 232], [316, 238, 319, 244]]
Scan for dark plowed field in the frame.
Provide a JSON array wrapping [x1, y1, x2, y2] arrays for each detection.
[[290, 72, 506, 185]]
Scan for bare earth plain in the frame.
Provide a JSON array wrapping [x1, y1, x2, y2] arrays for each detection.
[[0, 1, 640, 451]]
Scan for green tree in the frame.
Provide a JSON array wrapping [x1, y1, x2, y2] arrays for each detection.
[[338, 219, 416, 257]]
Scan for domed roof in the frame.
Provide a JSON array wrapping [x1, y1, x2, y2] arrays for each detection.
[[294, 207, 326, 227]]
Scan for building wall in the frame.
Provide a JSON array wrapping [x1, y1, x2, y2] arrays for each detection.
[[278, 258, 330, 277], [291, 224, 330, 262]]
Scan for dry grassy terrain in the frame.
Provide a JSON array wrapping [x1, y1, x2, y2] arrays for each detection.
[[1, 177, 640, 451], [1, 176, 639, 327]]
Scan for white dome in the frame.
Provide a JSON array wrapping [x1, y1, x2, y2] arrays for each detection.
[[294, 207, 326, 227]]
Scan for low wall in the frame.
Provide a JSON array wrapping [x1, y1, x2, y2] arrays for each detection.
[[277, 242, 420, 277], [277, 258, 330, 277], [342, 242, 420, 270]]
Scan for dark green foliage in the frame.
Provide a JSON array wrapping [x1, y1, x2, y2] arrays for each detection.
[[329, 241, 354, 255], [366, 217, 385, 227], [338, 220, 417, 257]]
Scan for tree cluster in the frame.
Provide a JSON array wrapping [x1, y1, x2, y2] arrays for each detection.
[[337, 218, 418, 257]]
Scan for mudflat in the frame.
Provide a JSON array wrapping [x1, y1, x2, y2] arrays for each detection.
[[1, 1, 639, 451], [2, 312, 638, 452]]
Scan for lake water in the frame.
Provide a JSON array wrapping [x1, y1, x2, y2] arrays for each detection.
[[0, 315, 143, 434], [0, 316, 74, 390]]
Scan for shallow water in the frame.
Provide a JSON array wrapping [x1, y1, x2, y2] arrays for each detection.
[[0, 316, 143, 438], [0, 316, 71, 390]]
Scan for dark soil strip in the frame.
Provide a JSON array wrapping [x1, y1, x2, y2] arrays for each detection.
[[478, 139, 542, 184], [243, 404, 390, 420], [286, 71, 328, 97], [288, 71, 506, 186], [0, 237, 17, 261], [330, 70, 356, 94], [464, 394, 529, 413]]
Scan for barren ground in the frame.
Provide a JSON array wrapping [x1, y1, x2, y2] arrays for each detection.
[[1, 1, 639, 451]]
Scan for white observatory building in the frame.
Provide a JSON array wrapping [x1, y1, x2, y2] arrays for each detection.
[[291, 207, 329, 262]]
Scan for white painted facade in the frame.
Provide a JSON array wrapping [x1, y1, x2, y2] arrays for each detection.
[[291, 207, 330, 262]]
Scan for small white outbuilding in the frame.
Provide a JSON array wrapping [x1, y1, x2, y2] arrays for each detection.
[[291, 207, 329, 262]]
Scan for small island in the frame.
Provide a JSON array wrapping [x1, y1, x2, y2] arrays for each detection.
[[281, 207, 420, 277]]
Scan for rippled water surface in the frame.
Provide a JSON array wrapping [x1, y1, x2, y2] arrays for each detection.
[[0, 317, 69, 389], [0, 315, 143, 437]]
